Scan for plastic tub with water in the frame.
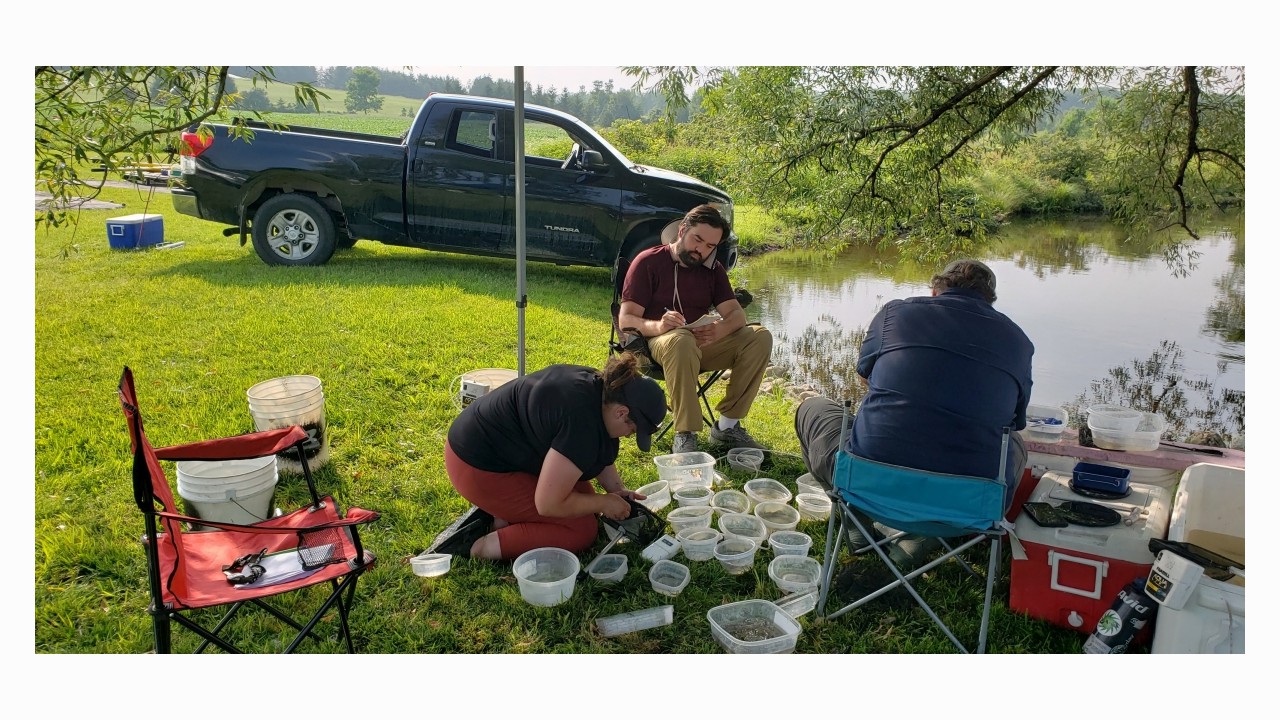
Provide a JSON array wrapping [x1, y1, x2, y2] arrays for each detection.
[[707, 599, 802, 654], [513, 547, 580, 607]]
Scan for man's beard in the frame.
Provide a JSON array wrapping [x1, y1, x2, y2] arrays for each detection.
[[676, 247, 703, 268]]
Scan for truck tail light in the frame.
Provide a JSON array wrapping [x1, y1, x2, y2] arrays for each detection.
[[179, 131, 213, 158]]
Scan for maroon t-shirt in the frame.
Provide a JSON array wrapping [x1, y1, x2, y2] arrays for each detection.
[[621, 245, 735, 321]]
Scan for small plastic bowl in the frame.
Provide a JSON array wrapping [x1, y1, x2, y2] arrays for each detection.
[[727, 447, 764, 473], [410, 552, 451, 578], [744, 478, 792, 510], [754, 501, 801, 537], [768, 530, 813, 557], [673, 485, 713, 507], [649, 559, 691, 597], [718, 512, 769, 549], [635, 480, 671, 512], [795, 473, 824, 497], [667, 505, 714, 533], [714, 537, 760, 575], [711, 489, 751, 517], [588, 553, 628, 583], [676, 526, 723, 562], [512, 547, 580, 607], [768, 555, 822, 594], [795, 492, 832, 522]]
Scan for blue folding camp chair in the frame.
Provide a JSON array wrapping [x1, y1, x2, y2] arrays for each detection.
[[815, 401, 1022, 653]]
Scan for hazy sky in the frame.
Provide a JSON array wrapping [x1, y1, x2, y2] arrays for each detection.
[[405, 66, 638, 92]]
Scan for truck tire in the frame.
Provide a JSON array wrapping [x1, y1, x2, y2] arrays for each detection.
[[251, 194, 338, 266]]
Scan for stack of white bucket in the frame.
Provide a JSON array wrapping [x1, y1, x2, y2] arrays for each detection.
[[246, 375, 329, 475], [176, 455, 278, 529]]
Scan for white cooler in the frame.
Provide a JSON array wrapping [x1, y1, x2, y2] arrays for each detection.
[[1151, 463, 1245, 654]]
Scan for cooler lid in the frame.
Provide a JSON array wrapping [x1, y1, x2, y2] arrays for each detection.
[[1015, 471, 1172, 564]]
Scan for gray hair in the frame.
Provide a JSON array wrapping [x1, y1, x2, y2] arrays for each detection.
[[931, 259, 997, 303]]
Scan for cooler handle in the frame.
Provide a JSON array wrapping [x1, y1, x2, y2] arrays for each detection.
[[1048, 551, 1107, 599]]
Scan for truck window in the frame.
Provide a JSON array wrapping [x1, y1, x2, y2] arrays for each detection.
[[447, 110, 496, 158], [523, 118, 587, 168]]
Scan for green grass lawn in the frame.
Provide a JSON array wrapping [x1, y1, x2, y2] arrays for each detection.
[[33, 186, 1087, 654]]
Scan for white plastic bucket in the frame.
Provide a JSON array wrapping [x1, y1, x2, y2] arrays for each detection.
[[247, 375, 322, 403], [176, 456, 275, 488], [176, 456, 279, 528], [246, 376, 329, 473], [180, 483, 277, 527]]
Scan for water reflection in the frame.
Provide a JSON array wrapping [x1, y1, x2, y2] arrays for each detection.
[[741, 212, 1244, 443]]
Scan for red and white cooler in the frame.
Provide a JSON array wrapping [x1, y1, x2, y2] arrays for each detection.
[[1009, 470, 1171, 633]]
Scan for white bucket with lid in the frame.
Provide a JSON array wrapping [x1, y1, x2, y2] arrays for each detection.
[[246, 375, 329, 473]]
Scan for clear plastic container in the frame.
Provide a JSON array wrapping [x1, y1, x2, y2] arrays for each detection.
[[667, 505, 714, 533], [718, 512, 768, 549], [754, 501, 800, 537], [649, 559, 691, 597], [1089, 411, 1166, 452], [795, 473, 824, 498], [777, 590, 819, 618], [673, 485, 713, 507], [512, 547, 579, 607], [1087, 404, 1144, 433], [714, 537, 760, 575], [768, 555, 822, 594], [711, 489, 751, 517], [676, 527, 722, 562], [744, 478, 792, 510], [595, 605, 675, 637], [587, 553, 628, 583], [410, 552, 451, 577], [634, 480, 671, 512], [726, 447, 764, 473], [795, 492, 832, 522], [653, 452, 716, 491], [707, 599, 802, 654], [1026, 403, 1068, 443], [768, 530, 813, 557]]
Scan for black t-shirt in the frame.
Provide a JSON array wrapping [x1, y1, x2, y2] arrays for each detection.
[[447, 365, 619, 481]]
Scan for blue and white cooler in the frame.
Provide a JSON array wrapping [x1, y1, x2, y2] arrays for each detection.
[[107, 213, 164, 249]]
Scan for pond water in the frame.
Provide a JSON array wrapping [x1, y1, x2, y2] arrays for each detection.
[[738, 212, 1245, 440]]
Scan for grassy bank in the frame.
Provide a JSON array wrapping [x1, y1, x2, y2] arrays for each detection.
[[33, 187, 1084, 653]]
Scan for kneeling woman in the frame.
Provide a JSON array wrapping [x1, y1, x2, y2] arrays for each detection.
[[439, 352, 666, 560]]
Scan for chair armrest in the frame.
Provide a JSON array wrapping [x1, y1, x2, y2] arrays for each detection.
[[156, 499, 380, 534], [154, 426, 308, 462]]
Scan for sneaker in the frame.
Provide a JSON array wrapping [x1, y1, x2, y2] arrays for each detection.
[[426, 505, 494, 558], [709, 423, 765, 450], [886, 534, 942, 572], [672, 431, 699, 454]]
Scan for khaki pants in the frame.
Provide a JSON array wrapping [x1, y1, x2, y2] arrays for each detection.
[[645, 323, 772, 433]]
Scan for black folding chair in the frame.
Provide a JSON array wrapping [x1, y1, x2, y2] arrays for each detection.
[[608, 256, 750, 441]]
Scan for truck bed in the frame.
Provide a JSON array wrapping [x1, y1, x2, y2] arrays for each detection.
[[236, 118, 404, 145]]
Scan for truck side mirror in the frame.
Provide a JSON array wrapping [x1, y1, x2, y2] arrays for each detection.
[[581, 150, 607, 171]]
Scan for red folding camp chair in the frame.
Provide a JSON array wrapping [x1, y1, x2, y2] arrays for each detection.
[[119, 366, 379, 653]]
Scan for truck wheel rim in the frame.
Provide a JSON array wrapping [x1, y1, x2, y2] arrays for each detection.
[[265, 208, 319, 260]]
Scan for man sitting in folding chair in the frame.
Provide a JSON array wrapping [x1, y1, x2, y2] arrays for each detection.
[[795, 259, 1033, 651], [617, 204, 772, 454]]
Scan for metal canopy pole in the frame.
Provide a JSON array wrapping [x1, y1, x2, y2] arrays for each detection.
[[514, 66, 527, 377]]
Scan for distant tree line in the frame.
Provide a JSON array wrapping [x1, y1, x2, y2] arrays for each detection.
[[227, 66, 676, 126]]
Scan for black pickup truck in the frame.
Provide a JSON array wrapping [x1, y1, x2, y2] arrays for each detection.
[[171, 93, 737, 272]]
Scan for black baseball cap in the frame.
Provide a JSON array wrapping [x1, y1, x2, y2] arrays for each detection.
[[620, 375, 667, 452]]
